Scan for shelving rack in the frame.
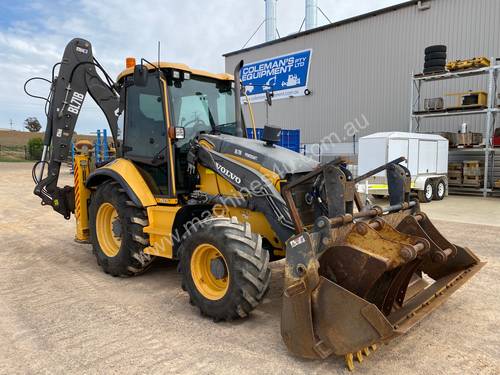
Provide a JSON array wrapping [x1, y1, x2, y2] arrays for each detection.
[[409, 62, 500, 197]]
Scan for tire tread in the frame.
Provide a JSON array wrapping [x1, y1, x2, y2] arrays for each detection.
[[179, 217, 271, 321], [89, 182, 154, 277]]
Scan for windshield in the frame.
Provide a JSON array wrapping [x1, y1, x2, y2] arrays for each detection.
[[167, 74, 237, 146]]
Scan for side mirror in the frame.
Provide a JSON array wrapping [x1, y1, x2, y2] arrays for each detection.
[[133, 64, 148, 87]]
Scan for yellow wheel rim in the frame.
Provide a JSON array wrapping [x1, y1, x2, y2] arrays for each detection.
[[190, 244, 229, 301], [96, 202, 121, 257]]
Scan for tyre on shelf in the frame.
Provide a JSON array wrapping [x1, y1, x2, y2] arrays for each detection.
[[425, 52, 447, 61], [424, 59, 447, 68], [425, 45, 447, 54]]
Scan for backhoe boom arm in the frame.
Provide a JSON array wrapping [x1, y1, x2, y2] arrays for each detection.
[[34, 38, 120, 219]]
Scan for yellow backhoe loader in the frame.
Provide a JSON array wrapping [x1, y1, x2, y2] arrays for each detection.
[[29, 38, 484, 370]]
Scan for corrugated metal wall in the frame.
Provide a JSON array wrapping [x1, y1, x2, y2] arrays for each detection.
[[224, 0, 500, 145]]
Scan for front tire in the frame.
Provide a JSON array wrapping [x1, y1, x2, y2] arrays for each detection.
[[179, 217, 271, 321], [89, 181, 154, 277]]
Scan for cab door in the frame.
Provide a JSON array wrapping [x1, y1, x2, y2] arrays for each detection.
[[122, 74, 176, 199]]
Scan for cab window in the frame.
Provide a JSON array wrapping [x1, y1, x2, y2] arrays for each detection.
[[123, 78, 166, 161]]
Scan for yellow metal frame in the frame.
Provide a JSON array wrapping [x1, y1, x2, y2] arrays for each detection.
[[446, 57, 490, 71], [98, 158, 157, 207], [117, 62, 233, 82], [159, 76, 178, 200], [226, 207, 283, 250], [74, 154, 91, 242], [226, 154, 283, 191], [445, 91, 488, 109], [197, 150, 285, 253], [143, 205, 182, 258]]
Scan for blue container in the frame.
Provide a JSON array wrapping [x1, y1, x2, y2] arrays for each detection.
[[246, 128, 300, 153]]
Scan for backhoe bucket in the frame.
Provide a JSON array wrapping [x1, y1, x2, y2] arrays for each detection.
[[280, 160, 484, 370]]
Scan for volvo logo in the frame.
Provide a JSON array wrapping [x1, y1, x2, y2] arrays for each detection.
[[215, 162, 241, 184]]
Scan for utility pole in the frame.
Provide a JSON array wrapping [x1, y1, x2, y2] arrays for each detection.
[[9, 119, 13, 130]]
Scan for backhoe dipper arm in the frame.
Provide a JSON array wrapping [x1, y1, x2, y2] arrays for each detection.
[[34, 38, 120, 219]]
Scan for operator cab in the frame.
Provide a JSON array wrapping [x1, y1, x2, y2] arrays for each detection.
[[116, 61, 244, 200]]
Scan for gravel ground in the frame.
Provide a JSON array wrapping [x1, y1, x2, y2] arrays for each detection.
[[0, 162, 499, 374]]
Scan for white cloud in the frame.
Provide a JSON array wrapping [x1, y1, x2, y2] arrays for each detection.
[[0, 0, 401, 133]]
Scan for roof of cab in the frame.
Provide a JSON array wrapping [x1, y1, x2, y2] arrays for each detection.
[[117, 62, 233, 82]]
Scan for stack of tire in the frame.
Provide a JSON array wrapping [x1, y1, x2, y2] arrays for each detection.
[[424, 45, 447, 74]]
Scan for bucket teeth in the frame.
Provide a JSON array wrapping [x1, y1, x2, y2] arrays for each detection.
[[371, 344, 378, 351], [345, 348, 373, 371], [345, 353, 355, 371]]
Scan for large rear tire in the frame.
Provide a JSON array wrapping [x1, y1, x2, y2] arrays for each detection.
[[179, 217, 271, 321], [89, 181, 154, 277]]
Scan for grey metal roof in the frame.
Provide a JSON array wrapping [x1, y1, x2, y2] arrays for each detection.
[[223, 0, 421, 57]]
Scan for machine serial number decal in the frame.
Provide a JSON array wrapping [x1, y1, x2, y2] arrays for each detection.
[[234, 148, 258, 161], [244, 152, 258, 161], [215, 162, 241, 184], [75, 46, 89, 54], [289, 235, 305, 248], [68, 91, 84, 115]]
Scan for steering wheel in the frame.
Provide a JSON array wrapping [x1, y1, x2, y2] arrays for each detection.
[[183, 118, 210, 138], [175, 119, 210, 151]]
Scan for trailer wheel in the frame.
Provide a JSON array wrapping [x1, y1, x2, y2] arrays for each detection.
[[418, 180, 434, 203], [179, 217, 270, 321], [433, 179, 446, 200], [89, 181, 154, 277]]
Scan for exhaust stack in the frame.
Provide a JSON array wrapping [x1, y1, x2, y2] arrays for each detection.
[[265, 0, 277, 42], [305, 0, 318, 30]]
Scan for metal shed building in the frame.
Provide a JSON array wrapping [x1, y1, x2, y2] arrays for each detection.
[[224, 0, 500, 156]]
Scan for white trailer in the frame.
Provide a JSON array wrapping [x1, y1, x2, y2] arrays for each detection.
[[357, 132, 449, 202]]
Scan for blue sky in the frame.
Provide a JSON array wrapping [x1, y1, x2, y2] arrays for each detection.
[[0, 0, 401, 134]]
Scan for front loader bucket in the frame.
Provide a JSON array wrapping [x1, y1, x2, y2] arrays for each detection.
[[281, 210, 484, 370]]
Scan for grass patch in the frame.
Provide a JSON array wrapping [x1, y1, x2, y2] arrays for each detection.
[[0, 157, 32, 162]]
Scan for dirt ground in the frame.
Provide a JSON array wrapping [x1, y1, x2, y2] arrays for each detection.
[[0, 162, 499, 374]]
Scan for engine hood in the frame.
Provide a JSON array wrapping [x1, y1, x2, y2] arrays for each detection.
[[199, 134, 318, 178]]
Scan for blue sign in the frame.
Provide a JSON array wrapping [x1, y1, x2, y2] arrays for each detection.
[[240, 49, 312, 102]]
